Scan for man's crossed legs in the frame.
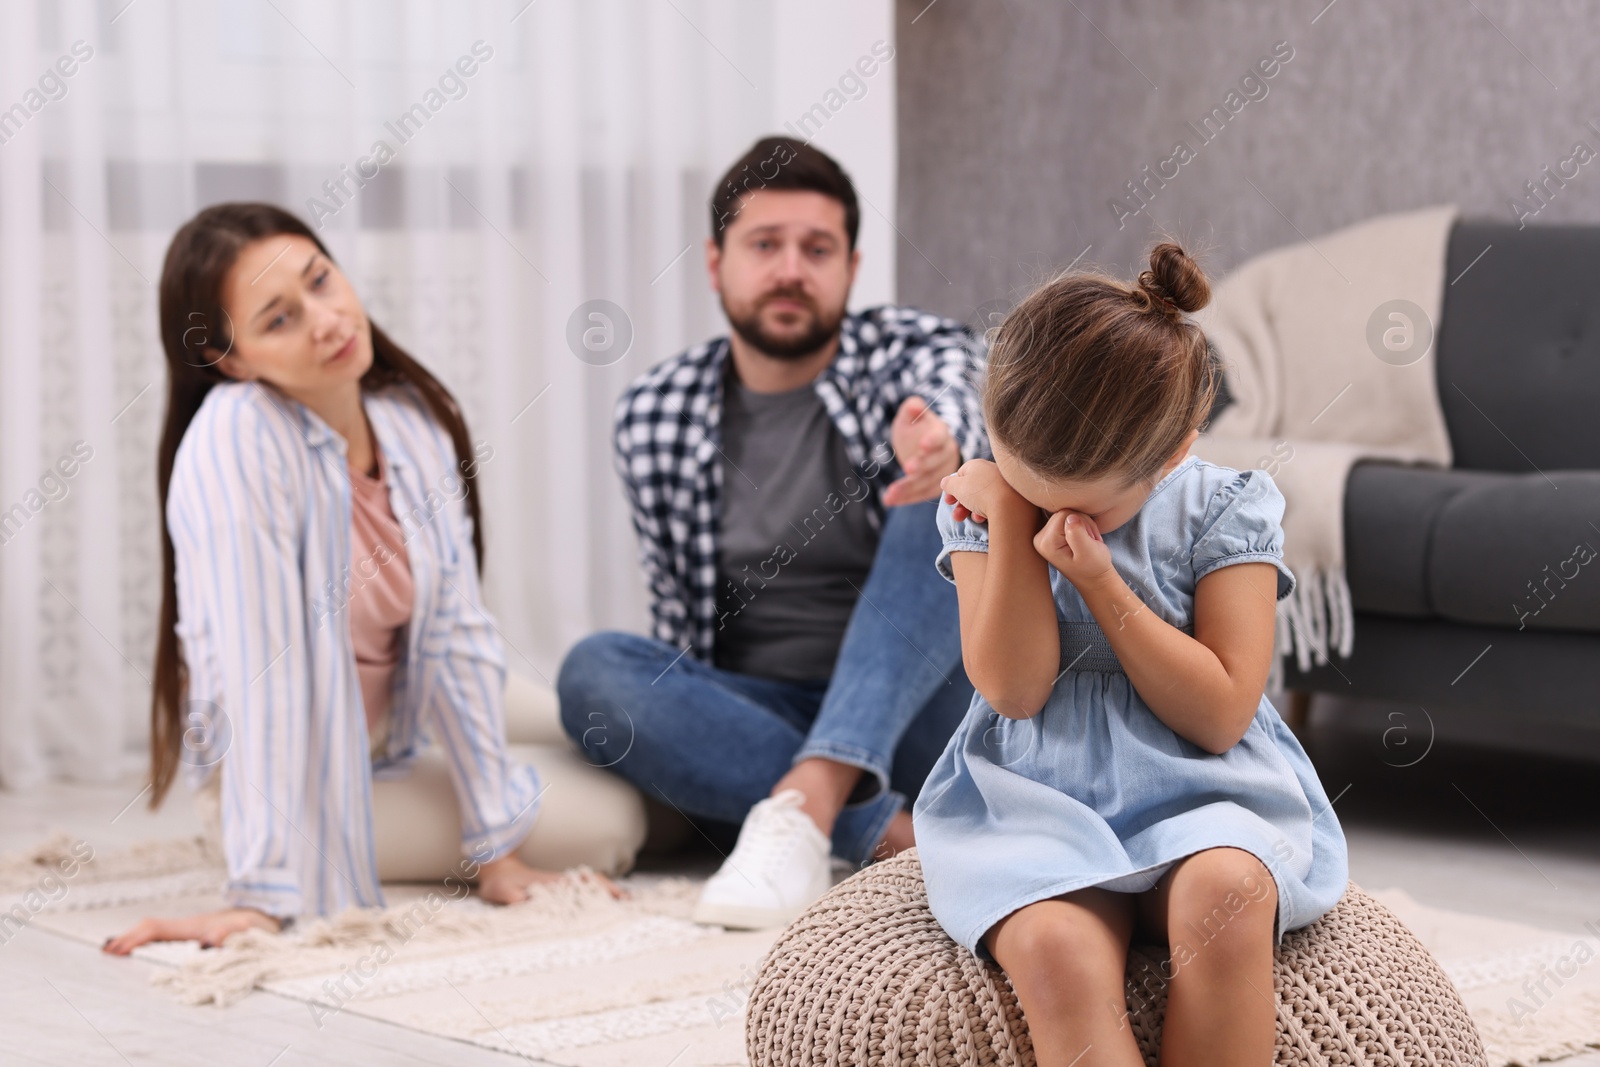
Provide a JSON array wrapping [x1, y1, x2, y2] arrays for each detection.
[[557, 499, 972, 926]]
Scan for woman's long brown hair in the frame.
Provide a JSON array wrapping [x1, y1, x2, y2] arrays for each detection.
[[150, 202, 484, 807]]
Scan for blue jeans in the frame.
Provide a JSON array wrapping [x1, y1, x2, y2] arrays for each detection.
[[557, 500, 973, 867]]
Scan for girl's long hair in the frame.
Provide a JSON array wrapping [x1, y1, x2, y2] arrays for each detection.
[[150, 202, 484, 807]]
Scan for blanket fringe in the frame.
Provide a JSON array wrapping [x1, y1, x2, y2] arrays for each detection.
[[1271, 565, 1355, 694]]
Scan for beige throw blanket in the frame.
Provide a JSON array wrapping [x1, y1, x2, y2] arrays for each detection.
[[1190, 205, 1460, 688]]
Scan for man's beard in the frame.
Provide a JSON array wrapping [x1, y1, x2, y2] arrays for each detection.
[[725, 288, 845, 361]]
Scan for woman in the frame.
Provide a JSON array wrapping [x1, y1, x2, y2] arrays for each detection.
[[106, 203, 644, 953]]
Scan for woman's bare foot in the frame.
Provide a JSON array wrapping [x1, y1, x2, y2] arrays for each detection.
[[103, 907, 280, 955], [475, 853, 626, 904]]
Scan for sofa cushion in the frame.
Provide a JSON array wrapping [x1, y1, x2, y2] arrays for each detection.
[[1438, 220, 1600, 472], [1345, 461, 1600, 633], [1344, 462, 1485, 618], [1430, 470, 1600, 632]]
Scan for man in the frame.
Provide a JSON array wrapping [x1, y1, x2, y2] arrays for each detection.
[[558, 136, 985, 928]]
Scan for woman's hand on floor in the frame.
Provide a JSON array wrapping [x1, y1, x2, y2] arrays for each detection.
[[476, 852, 627, 904], [102, 907, 281, 955]]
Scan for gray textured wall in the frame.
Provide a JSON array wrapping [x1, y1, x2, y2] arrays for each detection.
[[895, 0, 1600, 320]]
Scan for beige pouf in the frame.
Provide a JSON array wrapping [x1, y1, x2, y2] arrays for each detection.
[[747, 849, 1487, 1066]]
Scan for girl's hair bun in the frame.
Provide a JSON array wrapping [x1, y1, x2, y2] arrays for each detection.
[[982, 240, 1220, 487], [1135, 242, 1210, 316]]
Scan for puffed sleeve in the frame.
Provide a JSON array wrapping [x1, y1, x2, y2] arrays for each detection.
[[933, 496, 993, 583], [1190, 468, 1297, 601]]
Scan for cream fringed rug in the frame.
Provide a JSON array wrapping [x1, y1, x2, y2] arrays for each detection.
[[2, 833, 774, 1066], [5, 833, 1599, 1067]]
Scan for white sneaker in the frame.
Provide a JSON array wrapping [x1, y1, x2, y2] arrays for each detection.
[[692, 789, 834, 929]]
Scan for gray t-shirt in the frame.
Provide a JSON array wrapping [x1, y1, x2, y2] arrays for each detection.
[[715, 377, 881, 682]]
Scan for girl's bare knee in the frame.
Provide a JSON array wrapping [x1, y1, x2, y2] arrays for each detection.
[[1164, 849, 1277, 970], [988, 901, 1130, 999], [1170, 849, 1274, 910]]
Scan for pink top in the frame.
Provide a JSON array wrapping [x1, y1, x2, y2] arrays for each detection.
[[347, 449, 414, 737]]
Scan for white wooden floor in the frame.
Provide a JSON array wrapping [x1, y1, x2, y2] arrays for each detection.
[[2, 694, 1598, 1066], [0, 778, 536, 1066]]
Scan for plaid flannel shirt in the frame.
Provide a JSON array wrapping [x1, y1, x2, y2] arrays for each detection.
[[613, 305, 988, 660]]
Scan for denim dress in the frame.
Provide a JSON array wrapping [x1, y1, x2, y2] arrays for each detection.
[[912, 457, 1349, 960]]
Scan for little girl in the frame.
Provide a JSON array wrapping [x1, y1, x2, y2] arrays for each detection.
[[913, 243, 1348, 1066]]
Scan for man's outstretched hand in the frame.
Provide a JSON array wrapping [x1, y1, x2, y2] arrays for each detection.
[[883, 395, 961, 506]]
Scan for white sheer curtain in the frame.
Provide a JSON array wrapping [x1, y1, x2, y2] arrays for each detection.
[[0, 0, 896, 788]]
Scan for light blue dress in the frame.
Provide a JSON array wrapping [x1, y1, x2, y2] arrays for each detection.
[[912, 457, 1349, 960]]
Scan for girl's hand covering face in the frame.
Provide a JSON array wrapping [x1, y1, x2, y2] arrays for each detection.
[[939, 458, 1031, 525], [1033, 509, 1115, 589]]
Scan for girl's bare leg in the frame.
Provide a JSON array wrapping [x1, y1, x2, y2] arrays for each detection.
[[1136, 848, 1278, 1067], [985, 888, 1146, 1067]]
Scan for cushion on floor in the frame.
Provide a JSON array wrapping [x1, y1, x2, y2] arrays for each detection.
[[504, 669, 569, 745], [746, 849, 1488, 1067]]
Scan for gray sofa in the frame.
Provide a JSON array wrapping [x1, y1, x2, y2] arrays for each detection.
[[1277, 218, 1600, 731]]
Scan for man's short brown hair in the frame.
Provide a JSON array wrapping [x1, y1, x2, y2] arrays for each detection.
[[709, 136, 859, 249]]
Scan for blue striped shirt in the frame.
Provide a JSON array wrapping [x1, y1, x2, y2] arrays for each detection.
[[169, 381, 539, 919]]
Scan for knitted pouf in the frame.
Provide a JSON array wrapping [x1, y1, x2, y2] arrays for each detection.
[[746, 849, 1487, 1066]]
